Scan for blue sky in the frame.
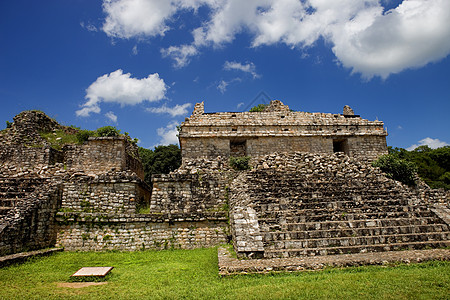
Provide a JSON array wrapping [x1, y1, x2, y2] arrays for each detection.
[[1, 0, 449, 150]]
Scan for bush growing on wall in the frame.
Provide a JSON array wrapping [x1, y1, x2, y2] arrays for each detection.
[[229, 156, 251, 170], [96, 126, 120, 137], [372, 154, 417, 186]]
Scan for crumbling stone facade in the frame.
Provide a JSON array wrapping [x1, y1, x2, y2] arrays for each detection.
[[0, 108, 448, 265], [179, 100, 388, 162]]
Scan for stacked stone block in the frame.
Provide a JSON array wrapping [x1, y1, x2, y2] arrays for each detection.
[[229, 152, 450, 258], [179, 100, 388, 162], [0, 177, 61, 255]]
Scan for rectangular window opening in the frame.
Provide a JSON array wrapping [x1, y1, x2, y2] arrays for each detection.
[[333, 139, 349, 155], [230, 139, 247, 157]]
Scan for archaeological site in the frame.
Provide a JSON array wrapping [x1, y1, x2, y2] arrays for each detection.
[[0, 100, 449, 273]]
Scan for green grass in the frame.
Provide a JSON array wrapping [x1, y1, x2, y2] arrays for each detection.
[[0, 248, 449, 299], [39, 129, 79, 150]]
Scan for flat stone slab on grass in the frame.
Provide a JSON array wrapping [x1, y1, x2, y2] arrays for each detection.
[[218, 247, 450, 276], [71, 267, 114, 277], [57, 282, 108, 289]]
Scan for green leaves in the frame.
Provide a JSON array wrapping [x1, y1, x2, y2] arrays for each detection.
[[372, 154, 417, 186]]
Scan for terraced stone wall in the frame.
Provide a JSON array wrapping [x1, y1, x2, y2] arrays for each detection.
[[64, 137, 144, 179], [56, 171, 229, 251], [0, 178, 62, 255]]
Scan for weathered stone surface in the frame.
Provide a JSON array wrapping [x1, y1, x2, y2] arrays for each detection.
[[218, 247, 450, 275], [179, 100, 388, 162]]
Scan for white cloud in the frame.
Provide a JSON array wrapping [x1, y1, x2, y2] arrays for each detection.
[[217, 77, 241, 94], [146, 103, 192, 117], [407, 137, 449, 151], [160, 44, 198, 68], [156, 121, 180, 145], [102, 0, 176, 39], [237, 102, 244, 109], [105, 111, 118, 123], [101, 0, 450, 78], [76, 69, 167, 117], [80, 21, 98, 32], [224, 61, 260, 78], [217, 80, 228, 94], [132, 45, 138, 55]]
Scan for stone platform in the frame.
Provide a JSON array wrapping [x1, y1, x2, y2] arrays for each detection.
[[218, 247, 450, 276]]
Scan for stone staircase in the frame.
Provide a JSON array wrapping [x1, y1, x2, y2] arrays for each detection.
[[230, 153, 450, 259], [0, 178, 44, 216]]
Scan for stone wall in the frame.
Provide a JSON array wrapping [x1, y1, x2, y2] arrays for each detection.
[[0, 178, 62, 255], [0, 111, 64, 169], [57, 218, 227, 251], [61, 172, 150, 214], [228, 152, 449, 258], [150, 174, 229, 215], [56, 170, 229, 251], [64, 137, 144, 179], [179, 100, 388, 162]]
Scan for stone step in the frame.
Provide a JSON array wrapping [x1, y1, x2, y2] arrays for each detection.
[[0, 198, 25, 207], [0, 191, 29, 199], [265, 217, 447, 232], [259, 210, 436, 224], [257, 199, 412, 212], [0, 207, 13, 215], [0, 186, 36, 193], [263, 240, 450, 258], [257, 205, 426, 218], [264, 231, 450, 250], [252, 193, 411, 205], [263, 224, 450, 241]]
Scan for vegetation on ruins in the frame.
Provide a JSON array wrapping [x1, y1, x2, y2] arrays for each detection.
[[249, 103, 268, 112], [139, 144, 182, 186], [229, 156, 251, 170], [372, 154, 417, 186], [384, 146, 450, 190], [0, 249, 448, 299]]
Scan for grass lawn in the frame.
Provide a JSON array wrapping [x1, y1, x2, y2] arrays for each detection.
[[0, 247, 449, 299]]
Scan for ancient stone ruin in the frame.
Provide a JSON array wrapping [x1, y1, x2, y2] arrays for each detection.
[[179, 100, 388, 162], [0, 104, 449, 271]]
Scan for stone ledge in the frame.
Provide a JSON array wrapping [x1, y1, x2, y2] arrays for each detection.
[[0, 248, 63, 268], [217, 247, 450, 276], [56, 212, 228, 223]]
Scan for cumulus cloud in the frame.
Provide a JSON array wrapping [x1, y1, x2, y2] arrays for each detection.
[[156, 121, 180, 145], [217, 77, 241, 93], [160, 44, 198, 68], [105, 111, 118, 123], [407, 137, 449, 151], [224, 61, 260, 78], [101, 0, 450, 78], [76, 69, 167, 117], [146, 103, 192, 117]]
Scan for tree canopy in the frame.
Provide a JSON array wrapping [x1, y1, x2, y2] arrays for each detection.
[[138, 144, 182, 186], [379, 146, 450, 190]]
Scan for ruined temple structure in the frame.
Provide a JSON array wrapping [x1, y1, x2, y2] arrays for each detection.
[[0, 107, 449, 271], [179, 100, 388, 162]]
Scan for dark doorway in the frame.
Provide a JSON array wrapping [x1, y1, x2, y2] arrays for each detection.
[[333, 139, 348, 155], [230, 140, 247, 156]]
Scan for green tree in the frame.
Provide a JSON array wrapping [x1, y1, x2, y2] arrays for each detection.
[[384, 146, 450, 190], [138, 144, 182, 186], [249, 104, 268, 112], [372, 154, 417, 186]]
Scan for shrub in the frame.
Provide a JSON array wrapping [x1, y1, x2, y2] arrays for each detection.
[[76, 129, 95, 143], [372, 154, 417, 186], [229, 156, 251, 170], [249, 104, 268, 112], [5, 121, 12, 129], [96, 126, 120, 137]]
